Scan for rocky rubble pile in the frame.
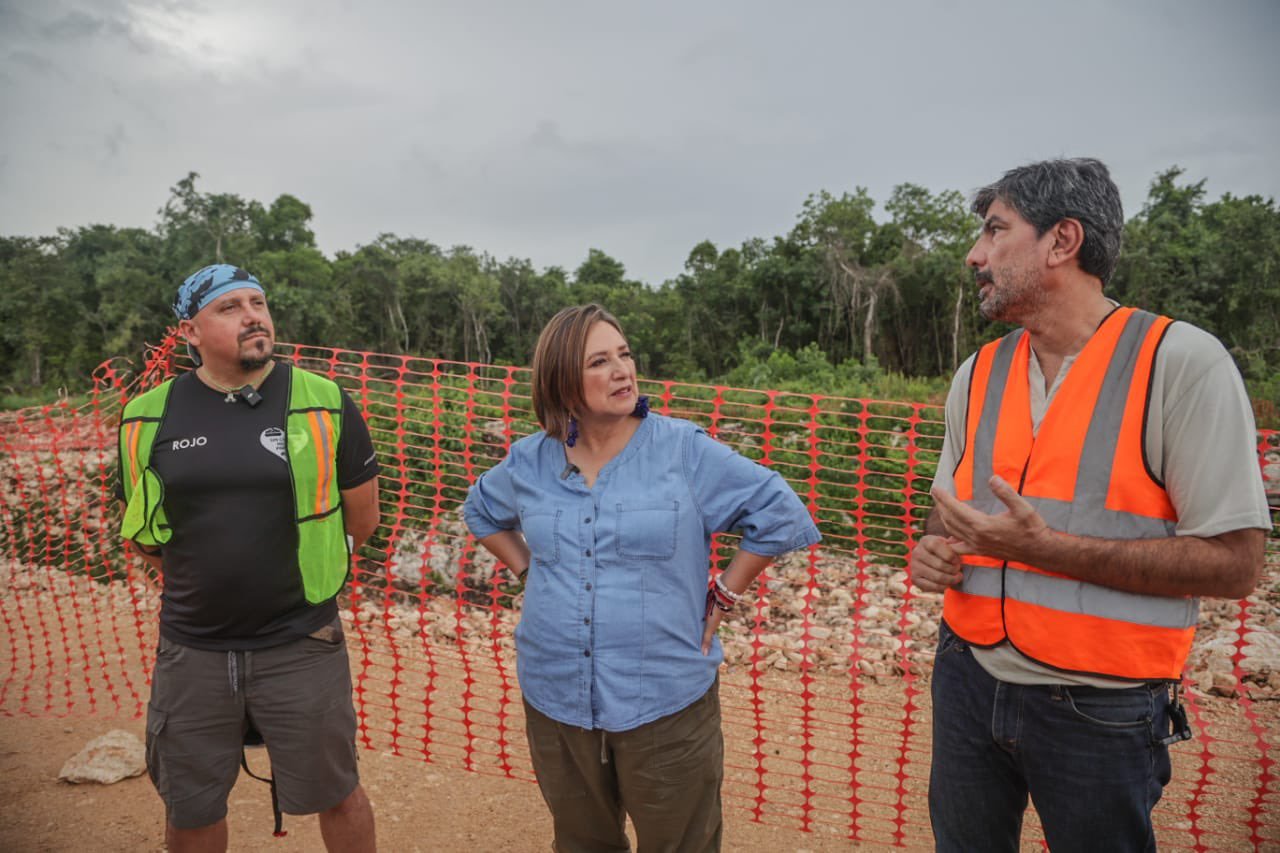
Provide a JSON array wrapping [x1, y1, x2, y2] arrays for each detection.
[[364, 528, 1280, 700], [3, 527, 1277, 703], [1262, 432, 1280, 502], [1, 559, 159, 614]]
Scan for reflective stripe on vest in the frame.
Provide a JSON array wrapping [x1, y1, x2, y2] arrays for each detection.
[[285, 369, 350, 603], [118, 366, 352, 604], [942, 307, 1194, 681], [119, 381, 174, 547]]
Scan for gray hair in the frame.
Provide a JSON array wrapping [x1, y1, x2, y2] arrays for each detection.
[[972, 158, 1124, 285]]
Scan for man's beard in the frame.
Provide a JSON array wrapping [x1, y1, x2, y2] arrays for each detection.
[[240, 351, 273, 371], [977, 265, 1043, 323], [239, 335, 274, 371]]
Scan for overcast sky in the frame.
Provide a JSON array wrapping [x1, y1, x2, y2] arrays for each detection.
[[2, 0, 1278, 285]]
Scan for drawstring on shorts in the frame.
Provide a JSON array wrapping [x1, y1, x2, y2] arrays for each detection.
[[227, 649, 286, 838]]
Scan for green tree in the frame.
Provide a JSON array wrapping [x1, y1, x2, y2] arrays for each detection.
[[0, 237, 80, 387], [1111, 168, 1214, 328], [444, 248, 503, 364], [1199, 192, 1280, 378], [493, 259, 569, 364], [668, 240, 759, 377], [332, 236, 437, 354], [61, 225, 171, 378], [249, 194, 317, 253], [792, 188, 898, 364], [158, 172, 256, 271], [253, 247, 338, 345], [884, 184, 977, 373]]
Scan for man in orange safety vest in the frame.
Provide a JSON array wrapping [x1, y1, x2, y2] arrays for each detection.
[[909, 158, 1270, 852]]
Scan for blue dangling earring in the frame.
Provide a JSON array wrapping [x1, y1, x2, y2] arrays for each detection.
[[632, 395, 650, 419], [565, 415, 579, 448]]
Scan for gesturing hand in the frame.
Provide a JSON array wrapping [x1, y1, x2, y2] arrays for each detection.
[[931, 475, 1052, 564], [908, 533, 964, 593]]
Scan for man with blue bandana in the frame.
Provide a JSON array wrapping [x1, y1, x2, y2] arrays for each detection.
[[118, 264, 382, 852]]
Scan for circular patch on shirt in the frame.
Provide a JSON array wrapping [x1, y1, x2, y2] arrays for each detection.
[[260, 427, 287, 461]]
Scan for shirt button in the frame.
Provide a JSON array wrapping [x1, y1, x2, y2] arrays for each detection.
[[585, 583, 592, 591], [584, 617, 591, 625], [585, 550, 592, 557], [583, 649, 591, 657], [584, 517, 591, 523]]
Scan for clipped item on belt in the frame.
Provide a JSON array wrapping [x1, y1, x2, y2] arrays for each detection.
[[1158, 683, 1193, 747], [240, 717, 287, 838]]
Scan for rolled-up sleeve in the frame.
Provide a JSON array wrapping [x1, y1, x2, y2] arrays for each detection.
[[683, 429, 821, 556], [463, 457, 519, 539]]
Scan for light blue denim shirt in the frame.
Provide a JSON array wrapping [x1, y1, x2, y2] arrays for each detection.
[[463, 413, 821, 731]]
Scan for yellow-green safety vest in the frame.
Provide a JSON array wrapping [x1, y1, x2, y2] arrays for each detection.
[[118, 366, 352, 604]]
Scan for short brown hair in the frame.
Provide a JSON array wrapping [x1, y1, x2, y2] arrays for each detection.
[[531, 304, 625, 440]]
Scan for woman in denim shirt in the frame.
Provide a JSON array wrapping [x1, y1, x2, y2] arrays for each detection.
[[464, 304, 821, 852]]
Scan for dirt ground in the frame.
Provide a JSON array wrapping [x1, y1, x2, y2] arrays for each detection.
[[1, 532, 1277, 851], [0, 712, 883, 853], [1, 562, 1278, 851], [4, 684, 1277, 852]]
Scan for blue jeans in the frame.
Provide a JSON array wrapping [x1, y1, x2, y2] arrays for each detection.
[[929, 621, 1174, 853]]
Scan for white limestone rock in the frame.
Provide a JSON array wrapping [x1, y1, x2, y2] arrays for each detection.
[[58, 730, 145, 785]]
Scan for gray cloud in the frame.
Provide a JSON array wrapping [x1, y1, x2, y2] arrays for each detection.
[[6, 48, 61, 76], [0, 0, 1277, 282], [0, 0, 34, 35], [42, 10, 108, 39], [103, 123, 127, 160]]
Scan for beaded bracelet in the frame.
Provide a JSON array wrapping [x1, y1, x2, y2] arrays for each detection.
[[714, 574, 742, 604], [704, 574, 742, 617]]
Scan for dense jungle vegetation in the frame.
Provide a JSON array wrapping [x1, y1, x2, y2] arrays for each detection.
[[1, 169, 1277, 423]]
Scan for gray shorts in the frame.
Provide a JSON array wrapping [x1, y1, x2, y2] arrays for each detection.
[[145, 619, 359, 830]]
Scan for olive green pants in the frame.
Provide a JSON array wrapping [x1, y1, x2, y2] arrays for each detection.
[[523, 680, 723, 853]]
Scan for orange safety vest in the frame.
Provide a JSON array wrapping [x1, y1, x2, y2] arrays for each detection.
[[942, 306, 1196, 681]]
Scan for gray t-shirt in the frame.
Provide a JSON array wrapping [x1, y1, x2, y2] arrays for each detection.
[[933, 318, 1272, 687]]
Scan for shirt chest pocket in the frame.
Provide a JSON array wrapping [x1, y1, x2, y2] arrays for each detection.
[[613, 501, 680, 561], [519, 507, 562, 565]]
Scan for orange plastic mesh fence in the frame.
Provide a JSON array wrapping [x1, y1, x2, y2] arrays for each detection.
[[2, 334, 1277, 851]]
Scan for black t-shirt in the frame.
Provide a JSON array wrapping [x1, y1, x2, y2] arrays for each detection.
[[119, 364, 379, 651]]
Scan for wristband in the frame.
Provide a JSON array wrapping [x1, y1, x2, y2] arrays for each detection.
[[705, 588, 733, 617], [705, 573, 741, 617], [714, 573, 742, 603]]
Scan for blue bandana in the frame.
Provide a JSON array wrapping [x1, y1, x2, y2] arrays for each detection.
[[173, 264, 264, 320]]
